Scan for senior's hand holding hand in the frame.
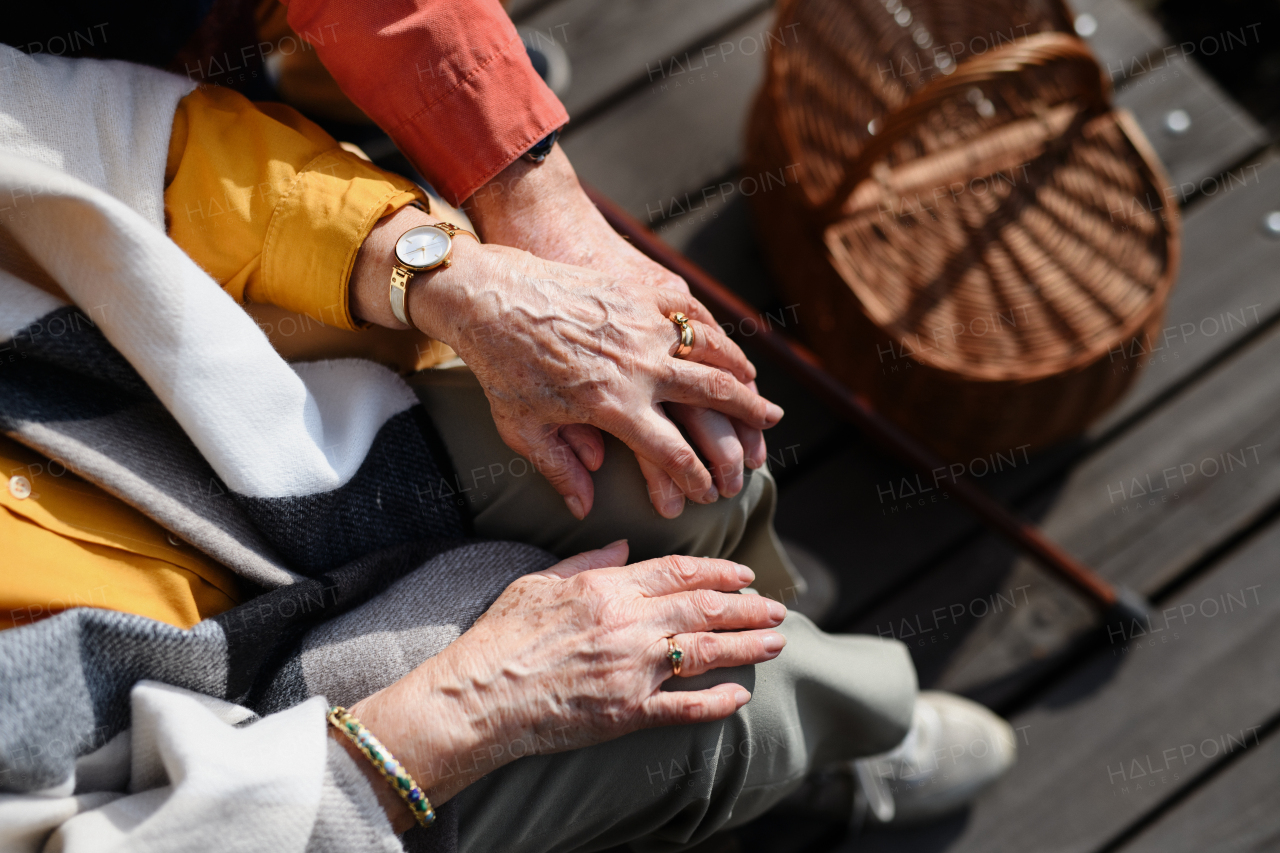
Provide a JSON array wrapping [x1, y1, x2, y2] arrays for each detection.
[[340, 542, 787, 832], [418, 243, 782, 519], [466, 146, 772, 506], [352, 204, 783, 520]]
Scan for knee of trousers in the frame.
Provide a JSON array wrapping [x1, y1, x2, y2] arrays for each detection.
[[409, 366, 772, 565], [662, 613, 918, 795], [597, 441, 772, 564], [767, 613, 918, 758]]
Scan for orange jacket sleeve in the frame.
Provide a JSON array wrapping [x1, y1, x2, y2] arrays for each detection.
[[279, 0, 568, 206]]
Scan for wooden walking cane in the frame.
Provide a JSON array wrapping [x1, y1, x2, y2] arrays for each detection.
[[584, 184, 1149, 624]]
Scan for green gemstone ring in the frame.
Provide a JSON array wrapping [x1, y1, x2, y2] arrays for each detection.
[[666, 637, 684, 676]]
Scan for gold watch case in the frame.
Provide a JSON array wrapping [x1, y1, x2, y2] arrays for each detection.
[[388, 220, 477, 326]]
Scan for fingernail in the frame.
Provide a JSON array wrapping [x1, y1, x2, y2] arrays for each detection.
[[607, 539, 628, 549], [737, 564, 755, 584], [566, 495, 584, 519], [765, 403, 784, 424], [762, 633, 785, 653], [766, 599, 787, 621], [734, 689, 752, 705], [662, 496, 685, 519], [703, 486, 719, 504]]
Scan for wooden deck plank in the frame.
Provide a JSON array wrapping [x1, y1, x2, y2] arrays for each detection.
[[1069, 0, 1169, 85], [768, 430, 1092, 626], [858, 318, 1280, 706], [774, 441, 980, 605], [520, 0, 766, 119], [847, 488, 1072, 696], [849, 515, 1280, 853], [1113, 54, 1268, 190], [1117, 728, 1280, 853], [1041, 263, 1280, 600], [658, 192, 776, 310], [560, 10, 774, 221]]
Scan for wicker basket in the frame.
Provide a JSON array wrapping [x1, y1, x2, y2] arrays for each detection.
[[744, 0, 1180, 458]]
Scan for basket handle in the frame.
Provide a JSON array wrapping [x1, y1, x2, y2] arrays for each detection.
[[819, 32, 1111, 224]]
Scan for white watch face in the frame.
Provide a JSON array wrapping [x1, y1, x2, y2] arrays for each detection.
[[395, 226, 451, 270]]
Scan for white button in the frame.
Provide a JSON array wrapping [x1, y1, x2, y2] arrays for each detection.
[[1074, 14, 1098, 38], [1262, 211, 1280, 238], [8, 475, 31, 499]]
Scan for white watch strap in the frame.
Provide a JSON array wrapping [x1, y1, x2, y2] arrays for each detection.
[[389, 266, 413, 326]]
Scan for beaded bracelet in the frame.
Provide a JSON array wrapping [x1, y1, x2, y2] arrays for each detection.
[[327, 705, 436, 828]]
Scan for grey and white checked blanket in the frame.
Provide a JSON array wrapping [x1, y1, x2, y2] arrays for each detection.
[[0, 44, 556, 852]]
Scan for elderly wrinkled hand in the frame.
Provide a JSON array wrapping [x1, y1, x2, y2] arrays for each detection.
[[342, 542, 787, 830], [466, 146, 771, 506], [352, 207, 784, 520], [427, 244, 782, 519]]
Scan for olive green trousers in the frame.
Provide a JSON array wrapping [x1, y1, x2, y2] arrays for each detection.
[[411, 368, 917, 853]]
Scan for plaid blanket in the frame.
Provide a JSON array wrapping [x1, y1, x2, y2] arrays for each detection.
[[0, 45, 557, 852]]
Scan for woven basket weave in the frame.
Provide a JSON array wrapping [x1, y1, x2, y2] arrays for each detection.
[[744, 0, 1180, 458]]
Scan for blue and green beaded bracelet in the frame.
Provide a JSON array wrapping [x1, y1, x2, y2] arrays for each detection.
[[327, 705, 436, 828]]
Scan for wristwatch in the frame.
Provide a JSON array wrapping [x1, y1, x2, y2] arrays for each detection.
[[389, 216, 477, 326], [524, 128, 560, 163]]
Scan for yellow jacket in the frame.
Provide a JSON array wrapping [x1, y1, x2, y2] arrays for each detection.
[[166, 85, 421, 331], [2, 85, 441, 630]]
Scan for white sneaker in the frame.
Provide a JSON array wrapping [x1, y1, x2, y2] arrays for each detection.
[[853, 691, 1017, 825]]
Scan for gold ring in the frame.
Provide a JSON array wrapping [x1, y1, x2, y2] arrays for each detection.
[[666, 637, 684, 676], [668, 312, 695, 359]]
